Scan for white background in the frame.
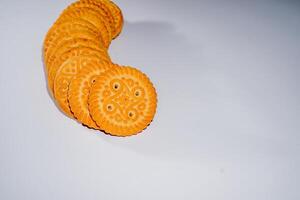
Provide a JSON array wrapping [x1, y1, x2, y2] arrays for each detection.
[[0, 0, 299, 199]]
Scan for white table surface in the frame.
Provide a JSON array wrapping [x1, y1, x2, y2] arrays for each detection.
[[0, 0, 299, 199]]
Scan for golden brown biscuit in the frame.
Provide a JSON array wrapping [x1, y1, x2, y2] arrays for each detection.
[[44, 31, 102, 71], [54, 54, 110, 117], [83, 0, 122, 38], [68, 61, 115, 128], [56, 7, 111, 47], [104, 0, 124, 39], [64, 0, 116, 40], [88, 66, 157, 136], [48, 46, 110, 95], [45, 37, 104, 73], [44, 18, 100, 58]]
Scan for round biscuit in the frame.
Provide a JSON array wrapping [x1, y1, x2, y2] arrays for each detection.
[[68, 61, 115, 128], [88, 66, 157, 136]]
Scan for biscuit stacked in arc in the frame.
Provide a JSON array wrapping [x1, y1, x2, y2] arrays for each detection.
[[43, 0, 157, 137]]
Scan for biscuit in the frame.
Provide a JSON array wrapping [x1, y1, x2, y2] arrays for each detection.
[[68, 61, 115, 128], [64, 0, 115, 40], [104, 0, 124, 38], [44, 18, 100, 57], [45, 37, 104, 72], [54, 54, 110, 117], [45, 31, 102, 71], [57, 7, 111, 47], [48, 46, 110, 95], [88, 66, 157, 136]]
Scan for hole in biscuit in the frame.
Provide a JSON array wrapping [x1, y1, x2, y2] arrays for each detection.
[[107, 104, 113, 111], [134, 88, 144, 97], [128, 112, 134, 117], [114, 83, 119, 90], [110, 80, 122, 92], [90, 76, 97, 84]]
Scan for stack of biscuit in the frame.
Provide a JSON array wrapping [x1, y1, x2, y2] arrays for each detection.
[[43, 0, 157, 137]]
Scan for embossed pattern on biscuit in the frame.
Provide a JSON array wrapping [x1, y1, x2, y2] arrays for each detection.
[[44, 19, 101, 58], [46, 37, 104, 71], [57, 8, 112, 47], [43, 0, 157, 136], [103, 0, 123, 38], [68, 62, 114, 128], [68, 0, 116, 38], [46, 36, 106, 66], [54, 55, 109, 117], [88, 67, 157, 136], [49, 46, 109, 94]]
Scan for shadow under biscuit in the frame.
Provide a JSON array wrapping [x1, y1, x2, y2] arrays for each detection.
[[110, 20, 201, 71]]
